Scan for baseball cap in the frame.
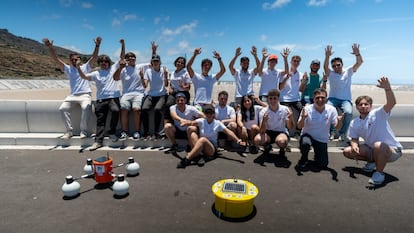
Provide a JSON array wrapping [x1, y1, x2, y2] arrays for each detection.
[[151, 54, 161, 61], [203, 104, 215, 113], [175, 92, 186, 98], [311, 59, 320, 65], [268, 54, 278, 61]]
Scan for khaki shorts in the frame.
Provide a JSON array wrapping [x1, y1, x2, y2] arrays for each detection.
[[368, 145, 402, 162]]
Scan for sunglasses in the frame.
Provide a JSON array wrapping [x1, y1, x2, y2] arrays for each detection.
[[332, 64, 341, 68]]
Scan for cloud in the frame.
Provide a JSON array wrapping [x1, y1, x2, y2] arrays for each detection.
[[124, 14, 137, 21], [365, 16, 414, 23], [161, 21, 198, 37], [81, 2, 93, 9], [154, 16, 170, 25], [82, 23, 94, 31], [267, 43, 323, 52], [59, 0, 73, 7], [307, 0, 328, 7], [260, 34, 268, 42], [42, 14, 61, 20], [62, 45, 82, 53], [112, 18, 121, 27], [262, 0, 291, 10]]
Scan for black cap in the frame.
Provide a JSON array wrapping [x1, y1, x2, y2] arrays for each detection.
[[203, 104, 215, 113], [151, 54, 161, 61], [175, 92, 186, 98]]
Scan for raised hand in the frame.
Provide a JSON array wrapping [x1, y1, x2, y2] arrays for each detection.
[[212, 50, 221, 60], [262, 47, 268, 58], [376, 76, 391, 90], [95, 37, 102, 46], [194, 47, 202, 56], [235, 47, 242, 57], [351, 43, 360, 55], [251, 46, 257, 56], [325, 45, 334, 57], [42, 38, 52, 47], [281, 47, 290, 59]]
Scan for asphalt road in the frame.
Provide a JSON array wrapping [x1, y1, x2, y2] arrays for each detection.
[[1, 148, 413, 233]]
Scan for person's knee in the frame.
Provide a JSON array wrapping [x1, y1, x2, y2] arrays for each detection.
[[343, 146, 353, 158]]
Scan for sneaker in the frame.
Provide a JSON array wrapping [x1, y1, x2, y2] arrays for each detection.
[[368, 171, 385, 185], [298, 159, 308, 168], [197, 157, 205, 166], [177, 158, 191, 169], [119, 132, 128, 141], [109, 134, 119, 142], [150, 135, 157, 141], [170, 144, 179, 153], [133, 132, 140, 140], [263, 144, 272, 154], [79, 131, 88, 139], [362, 162, 376, 172], [339, 133, 349, 142], [89, 142, 103, 151], [61, 131, 73, 139], [249, 145, 259, 154]]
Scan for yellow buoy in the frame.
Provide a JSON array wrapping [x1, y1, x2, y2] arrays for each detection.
[[212, 178, 259, 218]]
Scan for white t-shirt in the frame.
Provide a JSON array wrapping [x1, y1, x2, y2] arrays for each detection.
[[299, 104, 338, 143], [328, 66, 354, 101], [238, 105, 263, 130], [120, 63, 149, 96], [169, 69, 191, 92], [258, 105, 290, 133], [215, 105, 236, 122], [192, 73, 217, 105], [170, 104, 202, 131], [88, 64, 120, 100], [64, 62, 92, 95], [144, 67, 167, 97], [348, 106, 402, 148], [259, 68, 283, 96], [233, 69, 255, 98], [279, 71, 302, 102], [196, 118, 226, 145]]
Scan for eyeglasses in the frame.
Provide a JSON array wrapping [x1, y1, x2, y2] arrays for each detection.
[[332, 64, 341, 68], [126, 57, 136, 60], [100, 60, 110, 64]]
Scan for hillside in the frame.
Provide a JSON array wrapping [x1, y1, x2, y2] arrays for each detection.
[[0, 29, 89, 79]]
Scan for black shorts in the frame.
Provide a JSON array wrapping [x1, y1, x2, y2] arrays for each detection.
[[266, 130, 289, 143]]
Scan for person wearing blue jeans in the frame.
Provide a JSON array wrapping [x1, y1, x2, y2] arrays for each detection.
[[323, 44, 363, 141]]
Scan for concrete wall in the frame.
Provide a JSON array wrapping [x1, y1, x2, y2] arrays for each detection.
[[0, 100, 413, 137]]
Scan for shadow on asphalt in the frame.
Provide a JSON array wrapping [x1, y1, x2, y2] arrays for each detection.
[[342, 166, 399, 190], [253, 151, 292, 168]]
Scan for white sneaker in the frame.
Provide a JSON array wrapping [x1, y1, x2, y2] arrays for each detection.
[[79, 131, 88, 139], [119, 132, 128, 141], [61, 131, 73, 139], [109, 134, 119, 142], [362, 162, 376, 172], [368, 171, 385, 185], [133, 132, 140, 140], [89, 142, 103, 151]]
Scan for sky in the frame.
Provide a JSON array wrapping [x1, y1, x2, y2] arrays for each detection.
[[1, 0, 414, 84]]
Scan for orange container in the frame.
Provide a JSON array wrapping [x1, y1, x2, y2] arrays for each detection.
[[93, 156, 113, 183]]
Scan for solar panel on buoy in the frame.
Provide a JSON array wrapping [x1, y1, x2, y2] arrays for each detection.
[[222, 182, 246, 193]]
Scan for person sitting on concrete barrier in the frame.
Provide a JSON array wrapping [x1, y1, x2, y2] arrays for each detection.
[[257, 47, 290, 102], [177, 104, 246, 169], [215, 90, 237, 147], [323, 43, 363, 142], [343, 77, 402, 185], [296, 88, 343, 170], [236, 95, 267, 154], [113, 39, 155, 141], [163, 56, 192, 130], [228, 46, 260, 105], [43, 36, 101, 139], [76, 54, 121, 151], [186, 48, 226, 111], [141, 44, 168, 140], [164, 92, 204, 153], [255, 89, 293, 157]]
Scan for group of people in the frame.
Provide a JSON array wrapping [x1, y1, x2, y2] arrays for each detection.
[[43, 37, 402, 185]]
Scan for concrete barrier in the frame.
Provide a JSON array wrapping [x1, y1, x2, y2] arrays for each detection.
[[0, 100, 413, 149]]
